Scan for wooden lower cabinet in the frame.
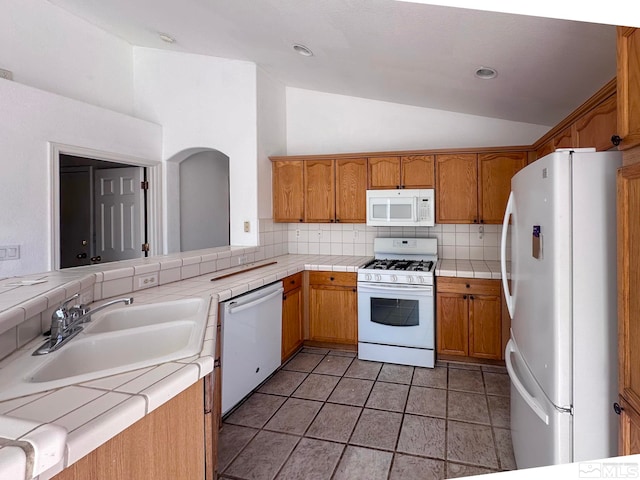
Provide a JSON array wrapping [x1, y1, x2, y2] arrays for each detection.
[[282, 273, 304, 361], [53, 380, 205, 480], [436, 277, 503, 361], [308, 272, 357, 345], [620, 397, 640, 455]]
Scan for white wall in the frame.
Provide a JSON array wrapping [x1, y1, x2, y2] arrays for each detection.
[[256, 68, 287, 220], [0, 80, 161, 277], [0, 0, 134, 116], [132, 48, 259, 250], [286, 87, 550, 155], [180, 150, 230, 251]]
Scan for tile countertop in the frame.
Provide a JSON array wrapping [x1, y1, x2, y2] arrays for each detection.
[[436, 259, 507, 280], [0, 254, 371, 480]]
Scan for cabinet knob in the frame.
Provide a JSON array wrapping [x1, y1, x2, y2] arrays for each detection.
[[611, 135, 622, 147], [466, 284, 470, 288], [470, 295, 475, 300], [473, 219, 478, 224], [480, 219, 484, 224], [463, 295, 467, 300], [290, 279, 295, 284], [336, 218, 340, 222], [330, 276, 335, 281], [330, 219, 335, 223], [352, 288, 357, 293], [396, 185, 400, 189], [613, 402, 624, 415], [283, 294, 287, 300], [299, 218, 303, 222]]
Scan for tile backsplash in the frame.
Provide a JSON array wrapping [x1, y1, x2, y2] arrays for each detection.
[[285, 223, 509, 261]]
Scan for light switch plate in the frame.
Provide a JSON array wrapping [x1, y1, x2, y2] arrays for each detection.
[[0, 245, 20, 261]]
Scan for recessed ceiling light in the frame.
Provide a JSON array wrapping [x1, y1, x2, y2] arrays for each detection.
[[159, 33, 176, 44], [293, 44, 313, 57], [475, 66, 497, 80]]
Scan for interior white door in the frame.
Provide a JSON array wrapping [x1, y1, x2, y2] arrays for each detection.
[[94, 167, 144, 263]]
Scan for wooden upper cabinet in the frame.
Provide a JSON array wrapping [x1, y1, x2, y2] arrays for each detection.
[[478, 152, 527, 224], [554, 125, 576, 150], [436, 154, 478, 223], [535, 140, 554, 161], [616, 27, 640, 151], [272, 161, 304, 222], [304, 160, 335, 222], [335, 158, 367, 223], [368, 156, 401, 189], [368, 155, 434, 189], [401, 155, 435, 188], [576, 94, 618, 151]]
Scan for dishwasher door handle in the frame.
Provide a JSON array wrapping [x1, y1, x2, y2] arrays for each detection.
[[227, 287, 284, 315]]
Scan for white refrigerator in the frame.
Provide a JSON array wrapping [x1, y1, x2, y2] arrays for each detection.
[[500, 148, 621, 469]]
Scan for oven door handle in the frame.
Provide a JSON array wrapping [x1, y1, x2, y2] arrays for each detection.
[[358, 283, 433, 294]]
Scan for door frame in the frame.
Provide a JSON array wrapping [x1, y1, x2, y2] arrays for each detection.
[[49, 142, 163, 270]]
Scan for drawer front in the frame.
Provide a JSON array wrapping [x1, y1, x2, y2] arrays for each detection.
[[283, 272, 303, 294], [309, 271, 357, 287], [437, 277, 500, 296]]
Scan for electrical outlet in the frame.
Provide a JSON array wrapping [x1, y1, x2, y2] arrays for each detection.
[[243, 221, 250, 233], [0, 68, 13, 81], [296, 229, 300, 238], [0, 245, 20, 261], [138, 273, 158, 288], [353, 230, 359, 240], [237, 255, 248, 265]]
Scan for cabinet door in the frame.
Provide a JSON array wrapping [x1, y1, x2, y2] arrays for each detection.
[[468, 294, 502, 360], [617, 163, 640, 414], [368, 156, 401, 189], [336, 158, 367, 223], [616, 27, 640, 151], [401, 155, 435, 188], [309, 286, 358, 345], [619, 397, 640, 455], [436, 292, 468, 356], [305, 160, 335, 222], [282, 287, 303, 362], [273, 161, 304, 222], [435, 154, 478, 223], [535, 140, 554, 161], [576, 94, 618, 151], [478, 152, 527, 224], [53, 381, 205, 480], [553, 125, 576, 149]]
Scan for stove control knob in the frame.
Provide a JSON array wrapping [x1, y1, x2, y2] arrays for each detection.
[[365, 274, 372, 281], [391, 275, 398, 282], [407, 275, 414, 283], [375, 274, 382, 282]]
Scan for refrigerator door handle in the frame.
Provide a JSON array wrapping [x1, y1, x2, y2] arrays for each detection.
[[501, 191, 515, 319], [505, 339, 550, 425]]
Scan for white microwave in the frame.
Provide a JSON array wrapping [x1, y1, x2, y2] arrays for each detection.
[[366, 189, 435, 227]]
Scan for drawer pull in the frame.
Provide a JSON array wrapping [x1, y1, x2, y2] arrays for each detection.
[[466, 284, 470, 288]]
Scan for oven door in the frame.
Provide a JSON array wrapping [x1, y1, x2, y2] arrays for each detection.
[[357, 282, 434, 349]]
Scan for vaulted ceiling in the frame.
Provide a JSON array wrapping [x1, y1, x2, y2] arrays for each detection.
[[48, 0, 617, 126]]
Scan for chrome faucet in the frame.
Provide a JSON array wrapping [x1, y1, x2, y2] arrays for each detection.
[[33, 296, 133, 355]]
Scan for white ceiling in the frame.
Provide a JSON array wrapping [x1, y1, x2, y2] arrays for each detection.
[[46, 0, 617, 126]]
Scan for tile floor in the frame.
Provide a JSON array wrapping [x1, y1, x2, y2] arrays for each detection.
[[217, 348, 515, 480]]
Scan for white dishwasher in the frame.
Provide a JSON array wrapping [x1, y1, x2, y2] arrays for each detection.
[[221, 281, 283, 416]]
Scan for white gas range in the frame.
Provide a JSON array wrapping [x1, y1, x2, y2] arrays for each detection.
[[357, 238, 437, 368]]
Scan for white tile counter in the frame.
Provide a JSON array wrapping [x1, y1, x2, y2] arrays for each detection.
[[0, 254, 371, 480], [436, 259, 507, 279]]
